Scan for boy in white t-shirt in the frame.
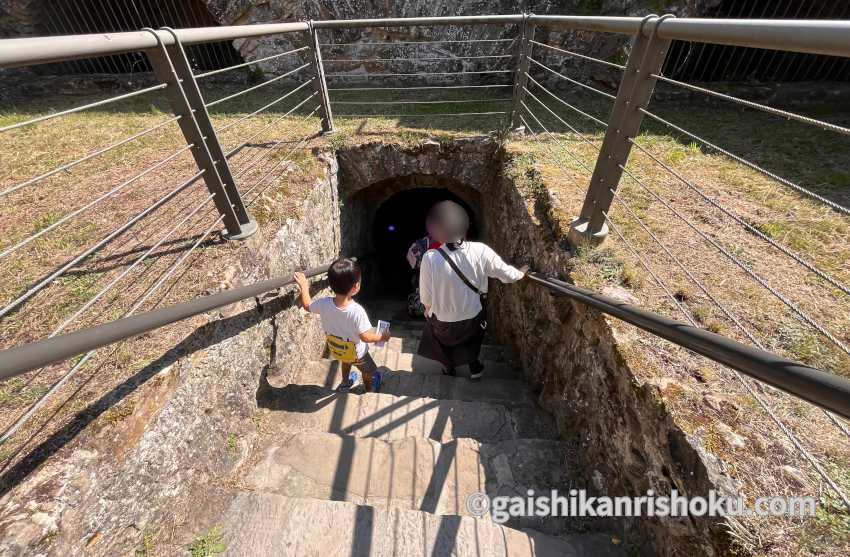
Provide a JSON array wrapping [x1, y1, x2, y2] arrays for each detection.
[[294, 258, 390, 393]]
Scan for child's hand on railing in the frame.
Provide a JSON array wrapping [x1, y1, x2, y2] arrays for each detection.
[[293, 272, 309, 292]]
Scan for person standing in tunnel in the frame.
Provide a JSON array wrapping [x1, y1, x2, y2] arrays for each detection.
[[418, 200, 528, 380], [405, 231, 441, 318]]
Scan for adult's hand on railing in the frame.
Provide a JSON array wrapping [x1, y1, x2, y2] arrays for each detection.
[[518, 265, 530, 276]]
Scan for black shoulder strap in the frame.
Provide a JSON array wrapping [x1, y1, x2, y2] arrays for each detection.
[[436, 247, 480, 295]]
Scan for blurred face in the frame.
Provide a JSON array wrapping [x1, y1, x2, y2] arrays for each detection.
[[426, 219, 450, 244]]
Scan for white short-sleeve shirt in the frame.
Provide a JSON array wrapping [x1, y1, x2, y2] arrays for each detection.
[[309, 297, 373, 358], [419, 241, 525, 322]]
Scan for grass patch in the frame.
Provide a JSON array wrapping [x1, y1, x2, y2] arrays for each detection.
[[134, 528, 158, 557], [189, 526, 226, 557], [799, 465, 850, 552]]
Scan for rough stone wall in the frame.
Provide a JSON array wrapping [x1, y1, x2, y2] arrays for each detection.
[[0, 0, 41, 37], [0, 156, 342, 556], [484, 151, 733, 556], [201, 1, 699, 84], [335, 138, 499, 272]]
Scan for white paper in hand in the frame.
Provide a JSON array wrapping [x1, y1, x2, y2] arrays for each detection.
[[375, 320, 390, 347]]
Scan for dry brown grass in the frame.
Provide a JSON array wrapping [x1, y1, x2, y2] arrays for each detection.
[[1, 76, 848, 555], [0, 78, 505, 492], [504, 92, 850, 555], [0, 81, 327, 481]]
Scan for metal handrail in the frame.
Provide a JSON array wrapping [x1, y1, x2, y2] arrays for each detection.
[[0, 262, 338, 381], [2, 16, 849, 69], [525, 273, 850, 420], [0, 264, 847, 420]]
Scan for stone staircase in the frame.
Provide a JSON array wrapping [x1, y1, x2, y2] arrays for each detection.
[[205, 299, 626, 556]]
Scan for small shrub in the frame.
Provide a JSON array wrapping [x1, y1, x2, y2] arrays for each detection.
[[619, 262, 644, 289], [189, 526, 226, 557], [135, 529, 158, 557]]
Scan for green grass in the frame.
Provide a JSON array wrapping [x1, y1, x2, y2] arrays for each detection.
[[799, 465, 850, 552], [189, 526, 226, 557], [135, 528, 158, 557]]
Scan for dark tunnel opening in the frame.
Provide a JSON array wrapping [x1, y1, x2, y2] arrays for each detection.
[[369, 187, 479, 300]]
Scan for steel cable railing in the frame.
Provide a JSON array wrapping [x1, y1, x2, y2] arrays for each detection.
[[0, 83, 169, 134], [522, 90, 600, 148], [0, 116, 182, 198], [529, 40, 626, 70], [324, 54, 514, 63], [340, 111, 507, 119], [0, 189, 218, 446], [326, 69, 513, 78], [525, 74, 610, 129], [195, 45, 310, 79], [320, 38, 516, 47], [2, 11, 850, 528], [0, 188, 221, 447], [611, 162, 850, 447], [527, 57, 616, 100], [0, 144, 194, 260], [520, 97, 850, 508], [0, 170, 205, 321], [522, 63, 850, 320], [216, 79, 315, 134], [606, 186, 850, 507], [637, 108, 850, 216], [205, 63, 311, 108], [328, 84, 513, 91], [616, 153, 850, 360], [650, 72, 850, 137], [233, 107, 322, 181], [627, 138, 850, 297], [223, 93, 318, 160], [603, 213, 695, 322], [228, 104, 321, 182], [324, 35, 516, 125], [332, 98, 511, 105]]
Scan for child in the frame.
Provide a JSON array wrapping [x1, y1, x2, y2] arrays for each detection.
[[294, 257, 390, 393]]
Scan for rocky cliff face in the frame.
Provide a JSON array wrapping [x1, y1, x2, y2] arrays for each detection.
[[201, 1, 700, 82]]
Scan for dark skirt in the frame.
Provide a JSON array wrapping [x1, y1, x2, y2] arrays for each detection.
[[418, 310, 486, 368]]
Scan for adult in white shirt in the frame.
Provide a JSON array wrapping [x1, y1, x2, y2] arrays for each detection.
[[418, 201, 528, 379]]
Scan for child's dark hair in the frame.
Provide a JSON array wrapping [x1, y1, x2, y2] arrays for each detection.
[[327, 257, 361, 295]]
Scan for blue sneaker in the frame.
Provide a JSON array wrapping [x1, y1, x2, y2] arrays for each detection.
[[372, 370, 382, 393]]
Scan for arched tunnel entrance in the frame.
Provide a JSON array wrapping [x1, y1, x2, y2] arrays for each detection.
[[340, 174, 485, 301], [372, 188, 479, 297]]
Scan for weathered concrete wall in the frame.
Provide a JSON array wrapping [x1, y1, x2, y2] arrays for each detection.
[[0, 155, 342, 556], [484, 151, 733, 556]]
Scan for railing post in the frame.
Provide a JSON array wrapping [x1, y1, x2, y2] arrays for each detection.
[[510, 14, 536, 131], [307, 21, 334, 133], [143, 27, 257, 240], [568, 14, 673, 247]]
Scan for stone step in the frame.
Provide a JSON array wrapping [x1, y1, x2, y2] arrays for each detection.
[[293, 360, 531, 405], [218, 492, 627, 557], [244, 432, 581, 538], [375, 334, 514, 365], [258, 383, 557, 444], [296, 355, 520, 386]]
